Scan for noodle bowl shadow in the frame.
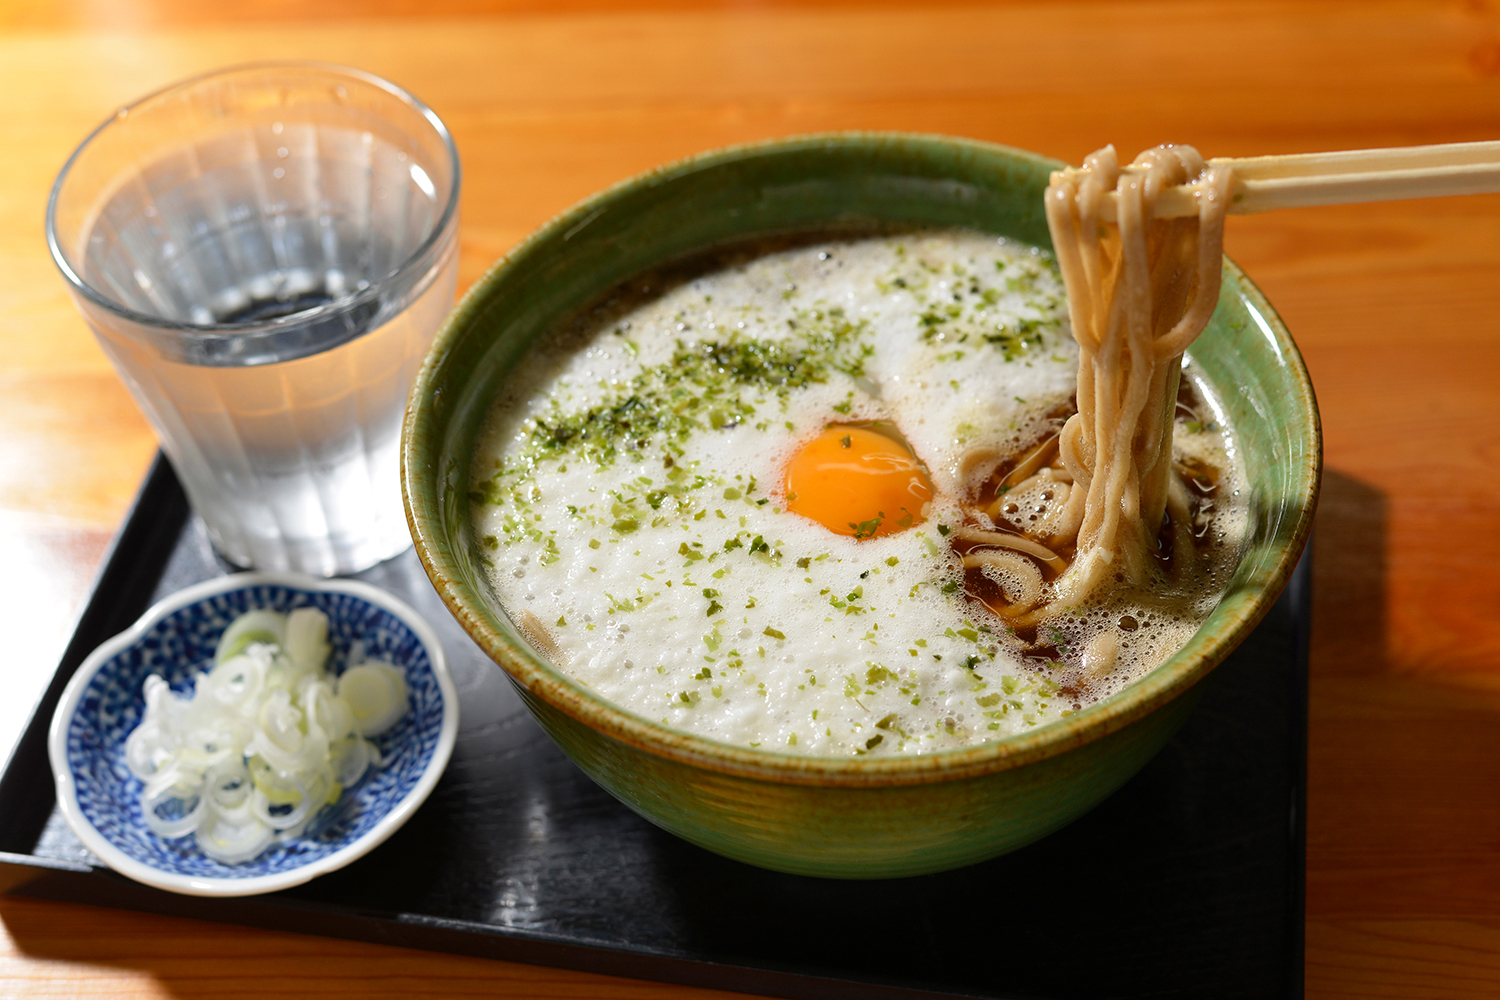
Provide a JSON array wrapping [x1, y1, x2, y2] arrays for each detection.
[[402, 133, 1320, 879]]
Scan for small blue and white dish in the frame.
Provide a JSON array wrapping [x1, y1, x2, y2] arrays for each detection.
[[48, 572, 458, 897]]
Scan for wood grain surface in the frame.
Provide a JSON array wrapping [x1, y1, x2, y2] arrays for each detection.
[[3, 1, 1499, 996]]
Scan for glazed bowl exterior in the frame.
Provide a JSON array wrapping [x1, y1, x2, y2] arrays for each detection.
[[402, 133, 1320, 878]]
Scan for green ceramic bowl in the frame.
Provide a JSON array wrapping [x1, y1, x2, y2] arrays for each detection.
[[402, 133, 1321, 879]]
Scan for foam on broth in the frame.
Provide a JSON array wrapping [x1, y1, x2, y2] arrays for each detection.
[[470, 229, 1246, 756]]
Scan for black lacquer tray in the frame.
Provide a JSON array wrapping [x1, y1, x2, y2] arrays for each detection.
[[0, 455, 1308, 999]]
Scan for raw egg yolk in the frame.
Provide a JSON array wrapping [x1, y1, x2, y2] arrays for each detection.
[[783, 425, 933, 538]]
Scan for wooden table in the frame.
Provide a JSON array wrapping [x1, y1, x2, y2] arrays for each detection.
[[3, 1, 1498, 995]]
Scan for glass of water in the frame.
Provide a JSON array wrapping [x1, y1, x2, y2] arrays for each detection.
[[47, 63, 460, 576]]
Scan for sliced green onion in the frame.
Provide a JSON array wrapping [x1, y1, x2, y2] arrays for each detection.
[[214, 610, 286, 664], [124, 607, 406, 865], [337, 663, 409, 737]]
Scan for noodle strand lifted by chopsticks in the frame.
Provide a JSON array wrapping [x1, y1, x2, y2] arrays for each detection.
[[1045, 144, 1232, 611], [962, 144, 1232, 626]]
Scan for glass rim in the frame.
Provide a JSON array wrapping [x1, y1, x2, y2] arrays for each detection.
[[44, 60, 462, 335]]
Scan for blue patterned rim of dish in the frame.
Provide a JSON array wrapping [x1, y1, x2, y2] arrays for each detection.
[[48, 573, 458, 897]]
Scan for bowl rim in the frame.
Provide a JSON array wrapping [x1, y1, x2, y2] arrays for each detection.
[[47, 571, 459, 898], [403, 130, 1321, 788]]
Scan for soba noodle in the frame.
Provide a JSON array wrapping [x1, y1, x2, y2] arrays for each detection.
[[960, 144, 1234, 634]]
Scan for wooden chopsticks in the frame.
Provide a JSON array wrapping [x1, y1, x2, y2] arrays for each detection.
[[1075, 140, 1500, 221]]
